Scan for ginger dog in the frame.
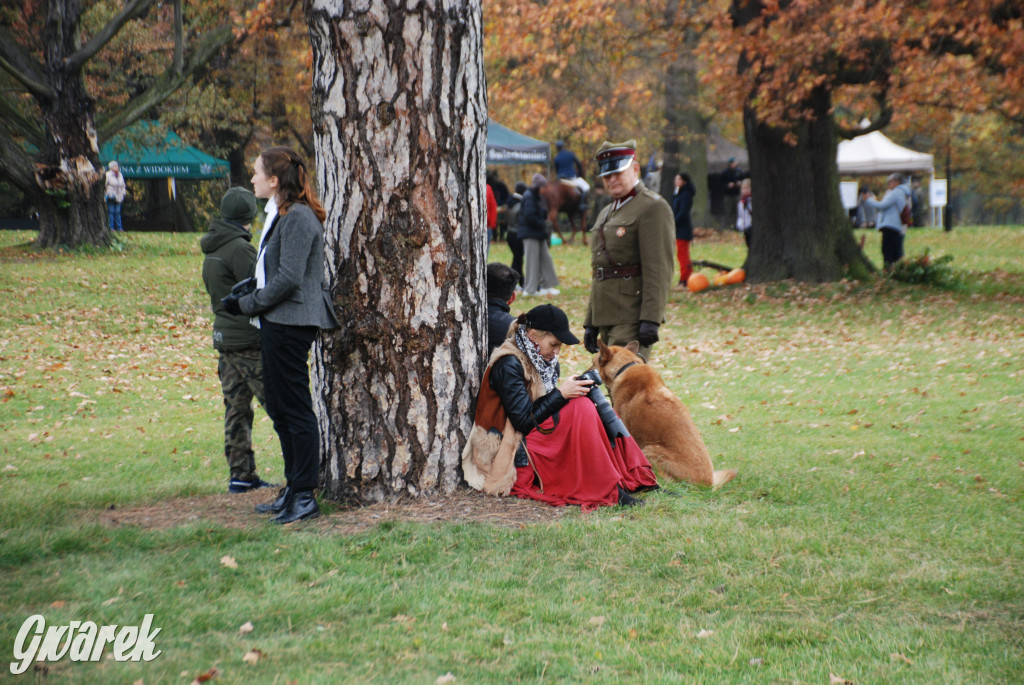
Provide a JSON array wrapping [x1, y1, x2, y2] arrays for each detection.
[[594, 340, 736, 488]]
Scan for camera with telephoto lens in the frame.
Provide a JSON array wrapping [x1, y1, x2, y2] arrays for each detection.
[[575, 369, 631, 446]]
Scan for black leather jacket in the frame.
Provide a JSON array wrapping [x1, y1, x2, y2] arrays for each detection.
[[487, 298, 515, 356], [489, 354, 568, 466]]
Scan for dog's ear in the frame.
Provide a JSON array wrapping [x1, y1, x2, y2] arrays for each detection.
[[597, 338, 611, 365], [626, 340, 641, 356]]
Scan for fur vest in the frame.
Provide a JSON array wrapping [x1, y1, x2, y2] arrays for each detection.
[[462, 327, 546, 496]]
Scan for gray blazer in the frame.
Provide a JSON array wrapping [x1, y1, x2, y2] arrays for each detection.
[[240, 203, 340, 330]]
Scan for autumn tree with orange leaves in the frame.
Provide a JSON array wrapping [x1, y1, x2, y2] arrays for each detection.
[[484, 1, 690, 160], [160, 0, 316, 187], [703, 0, 1024, 282], [485, 1, 722, 223], [0, 0, 259, 249]]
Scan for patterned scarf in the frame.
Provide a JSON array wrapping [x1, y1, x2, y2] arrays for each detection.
[[515, 326, 559, 393]]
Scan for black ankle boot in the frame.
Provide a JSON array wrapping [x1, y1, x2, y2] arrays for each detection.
[[255, 486, 291, 515], [272, 490, 319, 524], [617, 485, 643, 507]]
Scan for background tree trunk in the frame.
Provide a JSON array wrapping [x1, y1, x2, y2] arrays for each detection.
[[742, 87, 874, 282], [34, 0, 109, 249], [659, 32, 710, 228], [306, 0, 487, 503]]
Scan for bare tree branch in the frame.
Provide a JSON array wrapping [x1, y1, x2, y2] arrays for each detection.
[[836, 92, 893, 140], [64, 0, 161, 73], [0, 27, 55, 103], [0, 92, 44, 145], [96, 24, 235, 140], [0, 128, 42, 195], [172, 0, 184, 74]]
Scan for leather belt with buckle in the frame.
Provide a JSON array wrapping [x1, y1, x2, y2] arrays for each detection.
[[594, 265, 642, 280]]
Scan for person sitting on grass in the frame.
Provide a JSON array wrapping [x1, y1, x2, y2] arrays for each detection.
[[462, 304, 658, 510]]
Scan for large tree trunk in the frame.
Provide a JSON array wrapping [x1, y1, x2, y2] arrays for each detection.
[[742, 87, 874, 282], [306, 0, 487, 502], [34, 0, 108, 249], [729, 0, 873, 283], [659, 28, 710, 228]]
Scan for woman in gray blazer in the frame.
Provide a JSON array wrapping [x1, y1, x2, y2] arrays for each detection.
[[228, 146, 339, 523]]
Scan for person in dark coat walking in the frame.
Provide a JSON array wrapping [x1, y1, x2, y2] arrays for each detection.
[[505, 182, 527, 285], [671, 172, 696, 285]]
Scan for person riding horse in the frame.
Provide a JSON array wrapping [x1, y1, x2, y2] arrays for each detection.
[[548, 141, 590, 244], [554, 141, 589, 208]]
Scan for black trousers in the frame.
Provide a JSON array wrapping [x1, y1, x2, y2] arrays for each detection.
[[880, 227, 905, 267], [507, 232, 524, 285], [260, 319, 320, 491]]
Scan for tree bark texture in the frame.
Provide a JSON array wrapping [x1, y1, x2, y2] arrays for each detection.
[[742, 87, 874, 283], [34, 0, 109, 249], [305, 0, 487, 502]]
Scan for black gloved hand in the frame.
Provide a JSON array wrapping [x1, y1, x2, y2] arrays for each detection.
[[637, 320, 660, 347], [583, 326, 599, 354], [221, 293, 243, 316]]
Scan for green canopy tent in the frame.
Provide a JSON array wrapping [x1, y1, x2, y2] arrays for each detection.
[[99, 128, 229, 179], [486, 119, 550, 167], [99, 124, 229, 231]]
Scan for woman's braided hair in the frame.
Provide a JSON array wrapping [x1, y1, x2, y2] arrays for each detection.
[[259, 146, 326, 222]]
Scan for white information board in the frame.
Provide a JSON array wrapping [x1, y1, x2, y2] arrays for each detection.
[[840, 182, 859, 210], [930, 179, 947, 208]]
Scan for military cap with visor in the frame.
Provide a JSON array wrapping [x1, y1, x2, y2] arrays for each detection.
[[595, 140, 637, 177]]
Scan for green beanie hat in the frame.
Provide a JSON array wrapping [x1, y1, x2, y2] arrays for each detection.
[[220, 187, 257, 223]]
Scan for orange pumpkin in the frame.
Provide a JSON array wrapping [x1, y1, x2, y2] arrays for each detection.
[[687, 272, 710, 293], [726, 268, 746, 284], [712, 271, 729, 286]]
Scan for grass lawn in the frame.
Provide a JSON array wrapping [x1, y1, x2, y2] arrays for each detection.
[[0, 226, 1022, 684]]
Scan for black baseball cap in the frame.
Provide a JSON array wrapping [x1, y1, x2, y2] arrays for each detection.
[[524, 304, 580, 345]]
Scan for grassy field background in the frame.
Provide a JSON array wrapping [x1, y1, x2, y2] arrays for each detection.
[[0, 226, 1022, 683]]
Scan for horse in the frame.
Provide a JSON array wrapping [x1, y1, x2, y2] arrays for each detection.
[[542, 179, 588, 245]]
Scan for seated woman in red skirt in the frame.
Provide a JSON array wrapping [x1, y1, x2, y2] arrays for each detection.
[[462, 304, 657, 510]]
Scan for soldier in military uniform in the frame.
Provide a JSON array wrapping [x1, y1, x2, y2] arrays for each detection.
[[583, 140, 675, 360]]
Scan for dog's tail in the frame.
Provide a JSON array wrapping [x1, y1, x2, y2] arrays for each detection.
[[712, 469, 737, 489]]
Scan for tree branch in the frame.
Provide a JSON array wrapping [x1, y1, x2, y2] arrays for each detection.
[[64, 0, 161, 73], [0, 128, 43, 195], [0, 27, 55, 104], [836, 92, 893, 140], [0, 92, 44, 146], [172, 0, 184, 74], [96, 24, 234, 141]]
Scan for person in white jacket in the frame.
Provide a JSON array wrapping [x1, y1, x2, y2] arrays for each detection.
[[104, 161, 127, 231]]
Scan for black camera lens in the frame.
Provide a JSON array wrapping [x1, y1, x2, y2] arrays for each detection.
[[577, 370, 629, 445]]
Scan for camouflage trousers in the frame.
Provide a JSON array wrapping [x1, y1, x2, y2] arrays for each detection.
[[218, 348, 267, 480]]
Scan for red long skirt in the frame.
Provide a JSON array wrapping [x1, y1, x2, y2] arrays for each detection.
[[511, 398, 658, 511], [676, 238, 692, 284]]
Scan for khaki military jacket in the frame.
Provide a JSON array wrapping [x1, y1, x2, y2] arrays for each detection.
[[585, 181, 675, 328]]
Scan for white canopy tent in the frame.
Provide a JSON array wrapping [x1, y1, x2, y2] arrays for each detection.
[[837, 130, 934, 175], [837, 129, 941, 225]]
